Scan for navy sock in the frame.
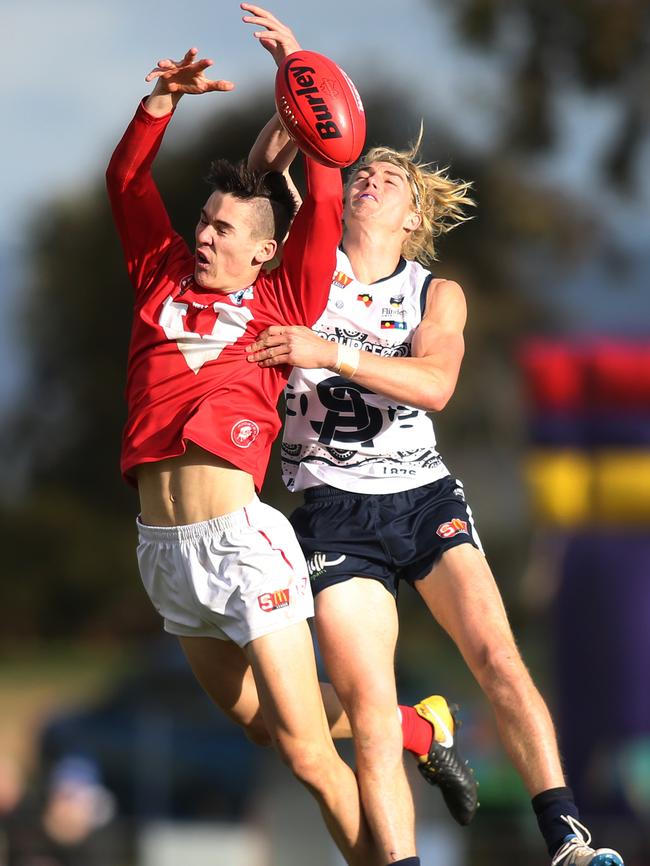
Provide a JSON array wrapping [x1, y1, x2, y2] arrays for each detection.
[[532, 786, 581, 857]]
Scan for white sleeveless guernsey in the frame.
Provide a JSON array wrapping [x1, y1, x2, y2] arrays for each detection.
[[281, 249, 450, 494]]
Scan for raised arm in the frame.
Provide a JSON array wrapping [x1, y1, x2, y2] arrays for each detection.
[[242, 4, 341, 324], [106, 49, 234, 293], [244, 3, 302, 206], [143, 47, 235, 116], [246, 278, 467, 412], [248, 115, 302, 209]]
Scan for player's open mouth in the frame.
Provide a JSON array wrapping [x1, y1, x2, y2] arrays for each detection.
[[196, 250, 210, 266], [356, 193, 377, 203]]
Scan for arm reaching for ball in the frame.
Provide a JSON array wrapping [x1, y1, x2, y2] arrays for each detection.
[[241, 2, 301, 65], [144, 47, 235, 117], [244, 4, 302, 205], [249, 115, 302, 209]]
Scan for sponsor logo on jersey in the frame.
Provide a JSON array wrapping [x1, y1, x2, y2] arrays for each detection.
[[313, 326, 411, 356], [390, 294, 404, 307], [436, 518, 469, 539], [381, 320, 408, 330], [179, 274, 194, 292], [357, 292, 373, 307], [332, 270, 353, 289], [313, 377, 383, 445], [231, 419, 260, 448], [258, 588, 290, 611], [306, 552, 347, 578], [381, 307, 407, 319]]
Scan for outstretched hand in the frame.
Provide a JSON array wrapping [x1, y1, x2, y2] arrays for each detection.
[[145, 47, 235, 95], [246, 325, 337, 370], [241, 3, 301, 66]]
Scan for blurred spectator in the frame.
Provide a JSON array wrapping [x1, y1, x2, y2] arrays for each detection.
[[0, 756, 27, 866], [5, 755, 130, 866]]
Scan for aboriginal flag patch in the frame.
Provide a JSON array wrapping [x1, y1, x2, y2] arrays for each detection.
[[381, 320, 407, 329]]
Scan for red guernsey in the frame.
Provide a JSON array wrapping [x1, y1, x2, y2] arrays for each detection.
[[106, 100, 342, 490]]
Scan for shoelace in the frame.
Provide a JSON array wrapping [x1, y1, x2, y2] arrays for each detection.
[[551, 816, 593, 865]]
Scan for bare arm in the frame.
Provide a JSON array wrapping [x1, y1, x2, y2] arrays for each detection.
[[246, 278, 467, 412], [242, 3, 303, 205], [248, 115, 302, 208], [106, 49, 234, 292]]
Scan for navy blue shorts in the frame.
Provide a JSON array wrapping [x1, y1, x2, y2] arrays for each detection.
[[289, 476, 483, 597]]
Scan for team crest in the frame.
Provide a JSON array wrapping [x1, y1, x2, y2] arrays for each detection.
[[390, 294, 404, 307], [231, 419, 260, 448]]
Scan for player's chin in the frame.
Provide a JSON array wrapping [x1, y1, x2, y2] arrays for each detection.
[[344, 205, 370, 223], [194, 265, 211, 287]]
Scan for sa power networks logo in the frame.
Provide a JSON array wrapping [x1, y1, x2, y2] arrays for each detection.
[[258, 588, 291, 611], [231, 419, 260, 448], [436, 518, 469, 539]]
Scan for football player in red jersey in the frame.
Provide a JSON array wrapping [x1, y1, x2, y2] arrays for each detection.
[[243, 9, 625, 866], [106, 10, 377, 865]]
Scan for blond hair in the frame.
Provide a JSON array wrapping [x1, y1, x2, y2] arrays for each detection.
[[350, 126, 475, 265]]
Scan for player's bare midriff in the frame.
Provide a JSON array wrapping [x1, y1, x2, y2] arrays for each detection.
[[136, 441, 256, 526]]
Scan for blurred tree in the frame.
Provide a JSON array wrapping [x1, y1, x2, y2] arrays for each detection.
[[447, 0, 650, 188]]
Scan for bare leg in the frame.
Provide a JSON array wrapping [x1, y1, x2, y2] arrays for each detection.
[[315, 578, 417, 863], [415, 544, 565, 795], [180, 626, 378, 866]]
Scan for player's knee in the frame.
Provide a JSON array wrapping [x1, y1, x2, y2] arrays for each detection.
[[475, 640, 528, 695], [351, 706, 402, 758], [275, 737, 333, 789]]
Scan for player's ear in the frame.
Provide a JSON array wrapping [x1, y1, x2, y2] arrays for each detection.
[[254, 239, 278, 265], [404, 210, 422, 233]]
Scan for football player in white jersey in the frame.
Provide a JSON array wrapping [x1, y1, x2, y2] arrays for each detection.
[[242, 10, 625, 866]]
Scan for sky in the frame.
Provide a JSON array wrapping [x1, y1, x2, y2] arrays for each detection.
[[2, 0, 470, 245], [2, 0, 649, 406]]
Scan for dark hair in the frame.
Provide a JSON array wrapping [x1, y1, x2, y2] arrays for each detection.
[[205, 159, 298, 243]]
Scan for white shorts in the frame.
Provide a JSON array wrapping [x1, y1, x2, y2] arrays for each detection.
[[136, 496, 314, 648]]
